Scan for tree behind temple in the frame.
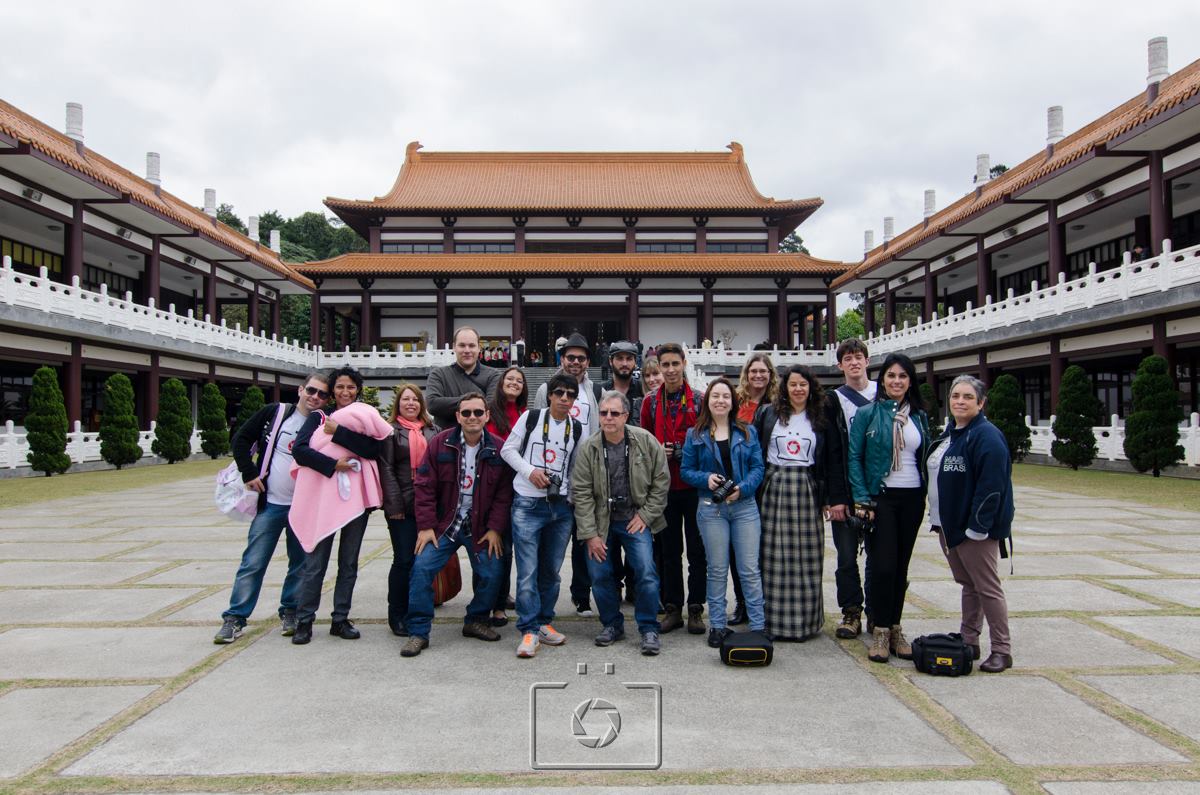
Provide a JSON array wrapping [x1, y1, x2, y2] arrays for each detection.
[[1123, 355, 1185, 477], [152, 378, 193, 464], [99, 373, 141, 469], [987, 374, 1031, 461], [1051, 365, 1099, 470], [26, 366, 70, 476], [233, 386, 265, 441], [198, 383, 230, 459]]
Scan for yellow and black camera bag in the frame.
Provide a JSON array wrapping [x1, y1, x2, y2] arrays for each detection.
[[720, 630, 774, 667], [911, 633, 974, 676]]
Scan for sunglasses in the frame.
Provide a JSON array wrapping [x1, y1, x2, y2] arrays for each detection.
[[304, 386, 330, 399], [598, 410, 626, 417], [550, 388, 578, 399], [458, 408, 486, 418], [563, 354, 587, 363]]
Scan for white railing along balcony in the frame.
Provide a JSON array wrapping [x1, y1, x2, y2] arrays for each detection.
[[316, 346, 456, 369]]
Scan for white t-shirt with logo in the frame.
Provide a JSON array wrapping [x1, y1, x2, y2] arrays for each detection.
[[500, 409, 577, 499], [767, 412, 817, 468], [836, 381, 878, 432], [925, 441, 951, 527], [457, 441, 479, 519], [265, 410, 307, 506]]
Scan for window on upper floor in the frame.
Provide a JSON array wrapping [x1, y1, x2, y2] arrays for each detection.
[[2, 236, 63, 276], [706, 242, 767, 253], [636, 242, 696, 253], [525, 241, 625, 254], [455, 243, 515, 253], [381, 243, 443, 253]]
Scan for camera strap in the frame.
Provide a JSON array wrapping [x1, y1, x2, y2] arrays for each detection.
[[539, 409, 577, 496]]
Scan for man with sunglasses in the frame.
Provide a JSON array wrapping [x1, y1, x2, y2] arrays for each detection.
[[215, 373, 331, 644], [400, 392, 514, 657], [426, 326, 503, 429], [502, 373, 585, 658]]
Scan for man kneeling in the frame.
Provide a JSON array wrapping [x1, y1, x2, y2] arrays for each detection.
[[401, 393, 514, 657], [571, 391, 670, 655]]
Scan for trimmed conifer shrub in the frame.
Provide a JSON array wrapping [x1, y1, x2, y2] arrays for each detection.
[[1123, 354, 1185, 477], [919, 382, 941, 427], [152, 378, 193, 463], [98, 373, 142, 469], [1051, 365, 1099, 470], [986, 373, 1031, 462], [198, 382, 230, 459], [361, 385, 385, 417], [26, 366, 70, 476], [233, 386, 265, 440]]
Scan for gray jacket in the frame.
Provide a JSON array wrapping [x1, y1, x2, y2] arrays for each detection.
[[425, 362, 501, 429]]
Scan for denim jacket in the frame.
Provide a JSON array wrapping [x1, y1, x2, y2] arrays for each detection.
[[680, 424, 765, 500]]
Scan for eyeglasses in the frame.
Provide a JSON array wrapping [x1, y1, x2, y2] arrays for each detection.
[[563, 354, 587, 363], [458, 408, 486, 418], [550, 388, 578, 399], [598, 410, 626, 417], [304, 386, 330, 399]]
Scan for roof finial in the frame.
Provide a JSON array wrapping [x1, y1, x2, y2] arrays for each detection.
[[726, 142, 743, 162], [405, 141, 424, 164]]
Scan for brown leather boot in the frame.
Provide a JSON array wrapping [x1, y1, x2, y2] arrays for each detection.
[[835, 607, 862, 639], [980, 652, 1013, 673], [890, 625, 913, 660], [660, 604, 683, 633], [687, 605, 705, 634], [868, 626, 891, 663]]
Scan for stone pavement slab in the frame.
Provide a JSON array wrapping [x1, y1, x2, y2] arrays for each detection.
[[1110, 518, 1198, 534], [1044, 784, 1200, 794], [0, 587, 204, 623], [0, 541, 146, 560], [913, 675, 1185, 765], [1120, 553, 1200, 575], [1097, 616, 1200, 658], [1082, 673, 1200, 742], [1104, 578, 1200, 608], [1011, 535, 1159, 553], [0, 684, 156, 777], [906, 579, 1159, 613], [0, 561, 164, 586], [985, 554, 1155, 577], [0, 627, 219, 679], [1135, 534, 1200, 551], [66, 629, 969, 776], [113, 541, 273, 561]]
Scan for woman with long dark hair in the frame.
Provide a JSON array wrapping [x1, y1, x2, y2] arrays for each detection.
[[378, 383, 439, 636], [847, 353, 930, 663], [753, 364, 828, 640], [483, 365, 527, 625]]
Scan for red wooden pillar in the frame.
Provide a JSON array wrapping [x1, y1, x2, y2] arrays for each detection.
[[310, 287, 322, 348], [700, 278, 715, 343], [247, 286, 259, 333], [826, 285, 838, 345], [64, 201, 84, 285], [774, 277, 790, 347], [368, 226, 381, 253], [923, 262, 935, 320], [626, 277, 641, 340], [884, 288, 896, 332], [864, 298, 876, 336], [204, 271, 217, 322], [270, 297, 281, 338], [65, 340, 82, 427], [1046, 199, 1066, 282], [143, 353, 159, 426], [144, 237, 161, 306], [358, 278, 374, 349], [976, 235, 991, 305], [1049, 337, 1064, 409], [435, 278, 449, 348], [1149, 152, 1169, 255], [510, 278, 524, 340]]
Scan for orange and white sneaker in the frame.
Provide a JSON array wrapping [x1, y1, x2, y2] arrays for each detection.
[[517, 633, 540, 658], [538, 624, 566, 645]]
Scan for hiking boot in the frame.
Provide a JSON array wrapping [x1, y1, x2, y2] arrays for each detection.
[[594, 625, 626, 647], [687, 605, 705, 634], [640, 631, 661, 656], [279, 609, 298, 637], [330, 619, 360, 640], [866, 614, 875, 634], [890, 625, 912, 660], [868, 626, 891, 663], [660, 604, 683, 633], [538, 624, 566, 645], [400, 636, 428, 657], [835, 607, 862, 639], [727, 602, 748, 626], [463, 620, 501, 642], [707, 627, 733, 648], [292, 620, 313, 645], [980, 652, 1013, 673], [213, 617, 243, 644], [517, 633, 540, 658]]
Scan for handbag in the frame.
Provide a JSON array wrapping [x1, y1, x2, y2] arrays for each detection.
[[432, 553, 463, 606], [214, 404, 287, 521], [911, 633, 974, 677], [720, 630, 774, 667]]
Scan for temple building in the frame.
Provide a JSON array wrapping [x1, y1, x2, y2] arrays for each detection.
[[300, 142, 848, 364]]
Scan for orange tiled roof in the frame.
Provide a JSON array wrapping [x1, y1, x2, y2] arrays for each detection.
[[325, 142, 823, 215], [833, 55, 1200, 289], [0, 99, 314, 290], [295, 252, 850, 277]]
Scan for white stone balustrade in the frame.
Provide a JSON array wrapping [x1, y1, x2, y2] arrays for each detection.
[[1, 419, 202, 470], [316, 345, 456, 369]]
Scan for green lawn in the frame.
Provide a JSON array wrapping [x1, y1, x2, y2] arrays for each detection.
[[0, 458, 226, 509], [1013, 463, 1200, 513]]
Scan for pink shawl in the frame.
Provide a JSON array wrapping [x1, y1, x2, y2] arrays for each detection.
[[288, 402, 394, 552]]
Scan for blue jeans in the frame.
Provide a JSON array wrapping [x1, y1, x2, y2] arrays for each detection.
[[223, 501, 306, 624], [511, 496, 574, 634], [586, 520, 660, 635], [697, 497, 766, 631], [405, 534, 504, 640]]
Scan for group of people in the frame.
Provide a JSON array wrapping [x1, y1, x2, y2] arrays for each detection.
[[215, 326, 1015, 673]]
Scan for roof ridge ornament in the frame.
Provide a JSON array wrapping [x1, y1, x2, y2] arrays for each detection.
[[406, 141, 423, 164], [726, 142, 743, 162]]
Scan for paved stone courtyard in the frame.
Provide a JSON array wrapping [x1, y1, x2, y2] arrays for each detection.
[[1, 476, 1198, 794]]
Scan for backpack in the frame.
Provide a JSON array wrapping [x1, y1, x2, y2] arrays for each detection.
[[214, 404, 287, 521], [911, 633, 975, 677], [518, 408, 583, 459]]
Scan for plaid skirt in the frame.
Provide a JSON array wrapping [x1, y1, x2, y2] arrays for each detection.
[[760, 464, 824, 639]]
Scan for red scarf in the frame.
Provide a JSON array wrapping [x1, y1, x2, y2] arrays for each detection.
[[395, 417, 429, 475]]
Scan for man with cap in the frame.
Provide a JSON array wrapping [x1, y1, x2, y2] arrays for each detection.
[[602, 341, 644, 428]]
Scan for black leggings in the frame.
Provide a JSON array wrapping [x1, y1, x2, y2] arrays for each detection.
[[863, 488, 925, 629]]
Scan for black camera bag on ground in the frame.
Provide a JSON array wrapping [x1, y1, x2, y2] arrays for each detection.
[[911, 633, 974, 677], [720, 630, 774, 667]]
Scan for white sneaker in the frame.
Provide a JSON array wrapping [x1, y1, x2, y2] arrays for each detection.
[[517, 632, 540, 658], [538, 624, 566, 646]]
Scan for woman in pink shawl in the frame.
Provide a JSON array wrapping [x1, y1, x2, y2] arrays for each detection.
[[289, 367, 393, 645]]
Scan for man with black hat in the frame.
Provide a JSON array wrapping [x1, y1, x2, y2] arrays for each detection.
[[602, 341, 644, 428]]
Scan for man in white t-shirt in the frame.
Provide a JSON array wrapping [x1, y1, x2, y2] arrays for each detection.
[[502, 372, 584, 658], [215, 373, 330, 644], [821, 339, 878, 639]]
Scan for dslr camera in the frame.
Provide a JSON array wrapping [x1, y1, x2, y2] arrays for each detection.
[[845, 502, 876, 535], [663, 441, 682, 461], [607, 493, 630, 510], [545, 472, 563, 504], [711, 476, 737, 503]]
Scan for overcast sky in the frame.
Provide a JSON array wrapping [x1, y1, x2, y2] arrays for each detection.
[[6, 2, 1200, 264]]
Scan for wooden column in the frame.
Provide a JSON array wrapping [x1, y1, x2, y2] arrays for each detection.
[[339, 313, 351, 349], [324, 307, 336, 351], [247, 286, 259, 333], [798, 305, 808, 347], [144, 237, 161, 306], [435, 278, 449, 348], [814, 308, 824, 348], [976, 235, 991, 305], [694, 216, 708, 254], [65, 340, 82, 427], [204, 271, 217, 322], [700, 277, 716, 343], [826, 282, 838, 345], [65, 201, 84, 285], [884, 288, 896, 332], [864, 297, 876, 336], [270, 297, 281, 338], [358, 277, 374, 349], [1149, 152, 1169, 255], [510, 278, 525, 340], [626, 277, 641, 340], [923, 262, 935, 321], [1046, 199, 1066, 282], [143, 353, 159, 426], [368, 226, 381, 254], [1049, 336, 1063, 409], [1152, 317, 1169, 359], [310, 286, 322, 348], [774, 277, 790, 347], [978, 350, 991, 387], [766, 222, 779, 252], [441, 216, 457, 254]]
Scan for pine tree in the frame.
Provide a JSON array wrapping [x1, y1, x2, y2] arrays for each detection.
[[152, 378, 193, 464], [25, 366, 70, 476], [986, 374, 1031, 462], [198, 383, 230, 459], [98, 373, 141, 469], [1051, 365, 1099, 470], [1123, 355, 1185, 477], [360, 385, 385, 418], [233, 386, 265, 440]]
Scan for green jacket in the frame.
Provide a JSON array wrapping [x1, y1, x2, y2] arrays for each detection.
[[570, 426, 670, 542], [847, 400, 931, 505]]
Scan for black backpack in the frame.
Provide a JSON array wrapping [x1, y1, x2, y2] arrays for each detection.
[[720, 630, 774, 667], [911, 633, 974, 677]]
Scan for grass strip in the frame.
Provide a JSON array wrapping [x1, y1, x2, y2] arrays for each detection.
[[0, 459, 226, 510]]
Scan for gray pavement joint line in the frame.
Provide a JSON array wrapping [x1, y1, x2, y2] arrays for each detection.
[[1072, 613, 1200, 666], [140, 584, 229, 622], [1091, 550, 1181, 577], [0, 677, 169, 689], [1079, 575, 1200, 611], [115, 561, 197, 585], [93, 541, 161, 562]]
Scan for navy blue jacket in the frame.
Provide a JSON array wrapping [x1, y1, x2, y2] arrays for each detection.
[[929, 413, 1014, 549], [680, 423, 765, 501]]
